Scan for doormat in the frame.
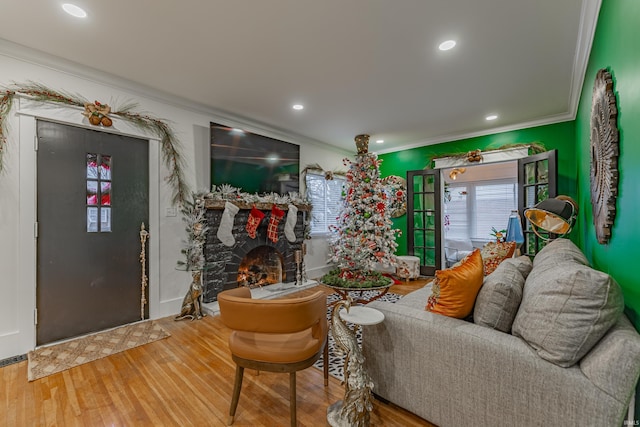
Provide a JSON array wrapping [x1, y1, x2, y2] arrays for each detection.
[[314, 291, 402, 382], [0, 354, 27, 368], [27, 320, 170, 381]]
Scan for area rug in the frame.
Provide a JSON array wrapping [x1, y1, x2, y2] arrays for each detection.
[[27, 320, 170, 381], [313, 291, 402, 382]]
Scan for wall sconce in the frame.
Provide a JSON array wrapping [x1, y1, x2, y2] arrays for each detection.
[[524, 196, 578, 240], [449, 168, 466, 181]]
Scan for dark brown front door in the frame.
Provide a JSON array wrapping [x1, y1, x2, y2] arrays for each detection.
[[36, 120, 149, 345]]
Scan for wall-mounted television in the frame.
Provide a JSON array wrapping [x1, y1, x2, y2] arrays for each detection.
[[210, 122, 300, 194]]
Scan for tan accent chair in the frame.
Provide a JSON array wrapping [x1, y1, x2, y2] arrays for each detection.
[[218, 287, 329, 426]]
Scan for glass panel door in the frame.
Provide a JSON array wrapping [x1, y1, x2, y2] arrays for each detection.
[[407, 169, 441, 276], [518, 150, 557, 257]]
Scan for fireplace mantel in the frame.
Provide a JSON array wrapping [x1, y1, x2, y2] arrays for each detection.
[[204, 199, 312, 212], [202, 202, 307, 302]]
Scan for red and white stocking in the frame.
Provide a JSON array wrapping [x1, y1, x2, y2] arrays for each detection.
[[267, 205, 285, 243], [246, 206, 265, 239]]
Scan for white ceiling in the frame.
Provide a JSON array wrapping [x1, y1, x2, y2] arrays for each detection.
[[0, 0, 599, 154]]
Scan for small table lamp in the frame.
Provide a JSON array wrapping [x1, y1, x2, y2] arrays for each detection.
[[524, 196, 578, 240], [505, 210, 525, 247]]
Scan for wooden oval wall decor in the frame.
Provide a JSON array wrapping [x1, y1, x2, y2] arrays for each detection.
[[590, 68, 619, 244]]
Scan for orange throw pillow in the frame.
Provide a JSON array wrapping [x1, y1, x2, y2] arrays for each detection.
[[426, 249, 484, 318]]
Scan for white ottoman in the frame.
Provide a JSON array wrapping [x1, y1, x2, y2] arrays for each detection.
[[396, 255, 420, 281]]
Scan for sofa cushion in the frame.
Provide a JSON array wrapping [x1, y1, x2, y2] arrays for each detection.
[[532, 238, 588, 269], [474, 257, 530, 332], [480, 241, 516, 275], [512, 258, 624, 367], [426, 249, 484, 318]]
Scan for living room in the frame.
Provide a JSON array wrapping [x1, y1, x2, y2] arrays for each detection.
[[1, 0, 639, 425]]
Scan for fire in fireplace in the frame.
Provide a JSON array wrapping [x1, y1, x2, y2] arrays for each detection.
[[237, 246, 285, 288]]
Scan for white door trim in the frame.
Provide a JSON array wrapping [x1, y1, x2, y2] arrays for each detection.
[[16, 97, 161, 351]]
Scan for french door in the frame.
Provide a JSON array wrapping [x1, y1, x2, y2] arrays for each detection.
[[36, 120, 149, 345], [517, 150, 558, 257], [406, 150, 558, 273], [407, 169, 441, 276]]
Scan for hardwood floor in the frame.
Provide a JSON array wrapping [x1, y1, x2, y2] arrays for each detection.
[[0, 279, 435, 427]]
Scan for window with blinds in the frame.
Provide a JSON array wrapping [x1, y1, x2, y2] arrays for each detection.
[[444, 179, 517, 241], [305, 172, 345, 234]]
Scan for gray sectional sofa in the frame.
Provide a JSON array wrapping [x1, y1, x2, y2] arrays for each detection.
[[363, 239, 640, 427]]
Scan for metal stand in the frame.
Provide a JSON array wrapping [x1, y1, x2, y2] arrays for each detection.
[[327, 301, 384, 426]]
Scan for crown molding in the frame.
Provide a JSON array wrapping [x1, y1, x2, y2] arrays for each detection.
[[376, 0, 601, 156], [566, 0, 602, 119], [0, 38, 351, 157], [374, 112, 575, 155]]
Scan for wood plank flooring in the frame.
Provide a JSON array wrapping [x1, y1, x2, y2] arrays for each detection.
[[0, 279, 435, 427]]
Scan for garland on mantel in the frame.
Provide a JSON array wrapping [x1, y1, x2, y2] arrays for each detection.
[[0, 82, 189, 206], [207, 183, 310, 207]]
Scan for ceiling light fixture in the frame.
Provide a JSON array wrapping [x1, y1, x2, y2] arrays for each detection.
[[292, 104, 304, 110], [438, 40, 456, 51], [485, 114, 498, 121], [62, 3, 87, 18], [376, 139, 384, 144]]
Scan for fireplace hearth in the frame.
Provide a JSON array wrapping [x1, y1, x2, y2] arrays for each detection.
[[202, 201, 308, 302]]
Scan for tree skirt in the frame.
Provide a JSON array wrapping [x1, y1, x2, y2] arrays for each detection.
[[27, 320, 170, 381], [314, 291, 402, 382]]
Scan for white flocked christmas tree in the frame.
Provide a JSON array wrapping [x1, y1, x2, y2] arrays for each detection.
[[325, 134, 400, 286]]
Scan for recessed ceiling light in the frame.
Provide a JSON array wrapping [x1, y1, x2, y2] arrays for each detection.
[[62, 3, 87, 18], [376, 139, 384, 144], [438, 40, 456, 51], [485, 114, 498, 121], [292, 104, 304, 110]]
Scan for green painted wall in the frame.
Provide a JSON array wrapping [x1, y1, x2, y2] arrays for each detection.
[[575, 0, 640, 330], [379, 122, 576, 256]]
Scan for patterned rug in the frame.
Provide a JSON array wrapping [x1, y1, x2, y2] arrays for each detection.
[[27, 320, 170, 381], [314, 291, 402, 382]]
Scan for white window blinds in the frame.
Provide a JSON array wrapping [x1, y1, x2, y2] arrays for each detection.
[[305, 172, 345, 234], [444, 179, 517, 241]]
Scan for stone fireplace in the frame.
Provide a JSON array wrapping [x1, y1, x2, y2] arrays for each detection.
[[202, 201, 308, 303]]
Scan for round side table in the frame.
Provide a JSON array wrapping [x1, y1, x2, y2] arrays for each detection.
[[339, 306, 385, 326]]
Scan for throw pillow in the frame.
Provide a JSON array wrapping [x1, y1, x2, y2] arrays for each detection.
[[480, 241, 516, 275], [426, 249, 484, 318], [473, 258, 527, 333], [506, 255, 533, 279], [532, 237, 588, 269], [512, 262, 624, 367]]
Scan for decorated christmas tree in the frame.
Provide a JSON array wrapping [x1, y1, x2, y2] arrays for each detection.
[[323, 134, 400, 287]]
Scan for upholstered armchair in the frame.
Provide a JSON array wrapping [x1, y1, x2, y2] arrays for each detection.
[[217, 287, 329, 427]]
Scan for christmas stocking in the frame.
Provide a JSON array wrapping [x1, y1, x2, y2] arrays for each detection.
[[284, 204, 298, 243], [246, 206, 265, 239], [267, 205, 285, 243], [216, 202, 240, 247]]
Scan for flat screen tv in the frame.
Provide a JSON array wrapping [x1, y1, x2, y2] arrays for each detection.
[[210, 122, 300, 194]]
